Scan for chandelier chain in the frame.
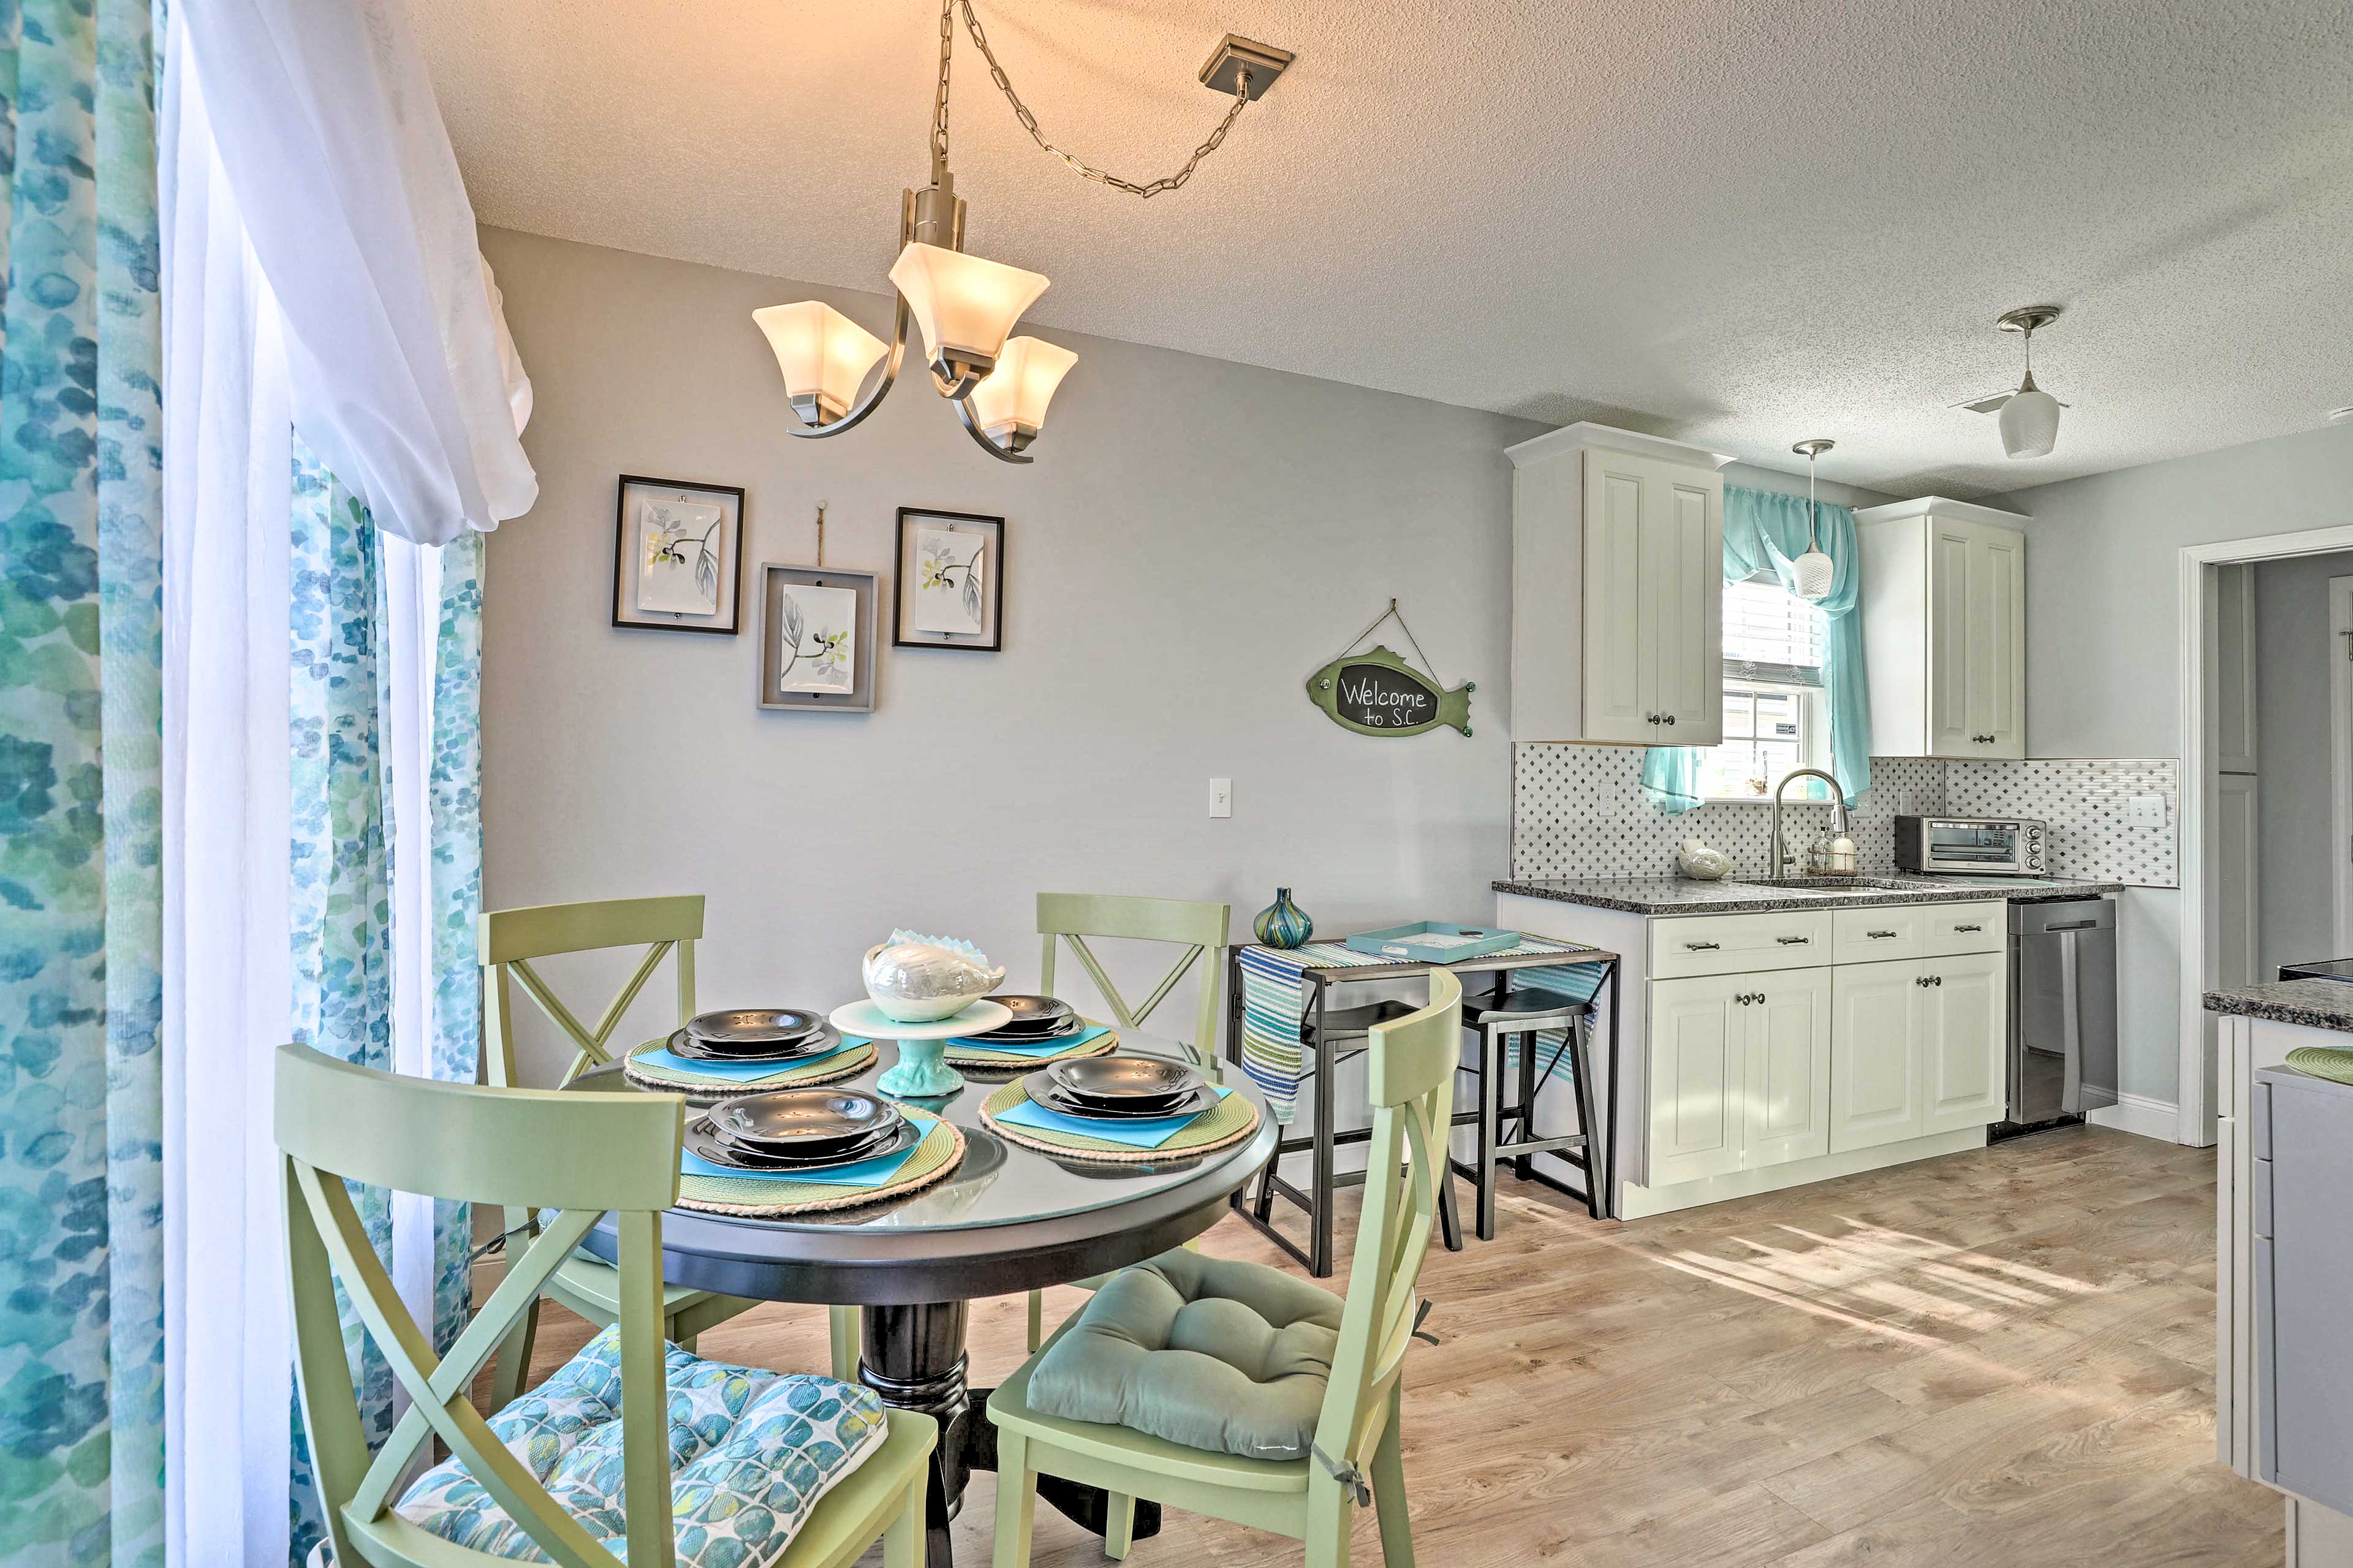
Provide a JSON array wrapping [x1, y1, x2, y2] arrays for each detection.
[[946, 0, 1252, 199]]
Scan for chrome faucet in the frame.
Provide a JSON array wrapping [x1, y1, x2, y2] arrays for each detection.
[[1770, 768, 1851, 879]]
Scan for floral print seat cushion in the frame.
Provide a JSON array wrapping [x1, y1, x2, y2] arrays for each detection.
[[396, 1325, 889, 1566]]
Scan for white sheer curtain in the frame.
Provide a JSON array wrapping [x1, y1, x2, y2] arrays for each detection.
[[173, 0, 535, 544], [159, 1, 532, 1559]]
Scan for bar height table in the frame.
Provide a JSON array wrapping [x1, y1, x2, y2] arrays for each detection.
[[1224, 940, 1622, 1276]]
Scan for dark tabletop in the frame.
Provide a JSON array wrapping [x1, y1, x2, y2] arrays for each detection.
[[569, 1030, 1280, 1305]]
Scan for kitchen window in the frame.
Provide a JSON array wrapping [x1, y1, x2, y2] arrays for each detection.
[[1694, 573, 1834, 801]]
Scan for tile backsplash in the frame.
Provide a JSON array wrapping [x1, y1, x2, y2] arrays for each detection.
[[1510, 746, 2178, 887]]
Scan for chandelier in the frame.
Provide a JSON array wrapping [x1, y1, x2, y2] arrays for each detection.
[[754, 1, 1290, 463]]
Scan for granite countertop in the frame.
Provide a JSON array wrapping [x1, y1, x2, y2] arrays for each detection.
[[2203, 980, 2353, 1034], [1490, 873, 2128, 916]]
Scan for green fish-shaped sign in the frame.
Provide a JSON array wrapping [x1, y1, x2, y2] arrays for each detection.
[[1305, 645, 1473, 738]]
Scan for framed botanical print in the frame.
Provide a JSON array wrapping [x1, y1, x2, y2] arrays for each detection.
[[612, 475, 746, 635], [758, 563, 880, 712], [893, 507, 1004, 652]]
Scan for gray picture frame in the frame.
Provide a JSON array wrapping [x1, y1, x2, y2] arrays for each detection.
[[757, 563, 881, 713]]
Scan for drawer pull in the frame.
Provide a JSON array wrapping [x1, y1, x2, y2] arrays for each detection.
[[1775, 936, 1812, 945], [1684, 941, 1721, 951], [1954, 923, 1984, 933], [1868, 930, 1898, 939], [1915, 974, 1945, 987]]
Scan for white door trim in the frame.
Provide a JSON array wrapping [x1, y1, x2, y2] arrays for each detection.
[[2333, 577, 2353, 956], [2180, 525, 2353, 1147]]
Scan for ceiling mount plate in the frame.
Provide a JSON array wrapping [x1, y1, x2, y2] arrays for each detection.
[[1199, 34, 1293, 100], [1996, 305, 2063, 335], [1791, 437, 1836, 460]]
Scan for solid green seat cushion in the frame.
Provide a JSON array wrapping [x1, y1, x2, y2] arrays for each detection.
[[1025, 1249, 1343, 1461]]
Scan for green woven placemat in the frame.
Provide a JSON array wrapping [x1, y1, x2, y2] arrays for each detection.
[[2286, 1045, 2353, 1086], [621, 1036, 876, 1094], [977, 1075, 1260, 1164], [944, 1023, 1119, 1067], [674, 1113, 965, 1216]]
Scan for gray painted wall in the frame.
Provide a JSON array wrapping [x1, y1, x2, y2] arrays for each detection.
[[476, 226, 1546, 1085], [2253, 551, 2353, 977], [1994, 421, 2353, 1109]]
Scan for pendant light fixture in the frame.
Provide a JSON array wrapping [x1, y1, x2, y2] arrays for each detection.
[[754, 2, 1289, 463], [1790, 438, 1836, 601], [1994, 305, 2063, 459]]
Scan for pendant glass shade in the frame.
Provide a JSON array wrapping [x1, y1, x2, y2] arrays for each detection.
[[887, 242, 1049, 394], [963, 336, 1078, 453], [752, 301, 890, 428], [1999, 385, 2062, 458], [1792, 547, 1836, 600]]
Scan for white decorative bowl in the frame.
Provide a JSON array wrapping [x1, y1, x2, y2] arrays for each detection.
[[1676, 837, 1732, 881], [860, 931, 1007, 1023]]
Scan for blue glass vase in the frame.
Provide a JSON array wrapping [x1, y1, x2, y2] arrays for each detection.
[[1253, 887, 1313, 949]]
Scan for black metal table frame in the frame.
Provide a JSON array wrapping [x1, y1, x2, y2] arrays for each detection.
[[1223, 942, 1622, 1276]]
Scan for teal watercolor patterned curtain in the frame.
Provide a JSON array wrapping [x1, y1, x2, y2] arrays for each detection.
[[0, 0, 166, 1561], [283, 446, 485, 1567]]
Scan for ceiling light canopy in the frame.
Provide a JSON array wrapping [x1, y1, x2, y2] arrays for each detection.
[[752, 1, 1289, 463]]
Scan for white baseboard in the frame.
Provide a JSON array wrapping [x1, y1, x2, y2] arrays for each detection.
[[2087, 1091, 2180, 1142], [1616, 1128, 1987, 1220]]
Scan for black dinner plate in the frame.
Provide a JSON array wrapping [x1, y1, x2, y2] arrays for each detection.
[[977, 1013, 1086, 1043], [686, 1115, 922, 1172], [685, 1008, 825, 1047], [710, 1088, 900, 1153], [1023, 1071, 1222, 1122], [1047, 1055, 1203, 1102], [993, 994, 1075, 1027], [664, 1021, 842, 1063]]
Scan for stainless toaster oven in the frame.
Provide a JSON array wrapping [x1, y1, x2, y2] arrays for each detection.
[[1894, 815, 2048, 876]]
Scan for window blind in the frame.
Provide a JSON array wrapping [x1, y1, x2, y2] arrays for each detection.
[[1722, 573, 1826, 687]]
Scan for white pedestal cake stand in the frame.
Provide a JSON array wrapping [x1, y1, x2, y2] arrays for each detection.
[[830, 999, 1013, 1099]]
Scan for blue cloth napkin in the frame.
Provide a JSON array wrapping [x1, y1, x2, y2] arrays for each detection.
[[637, 1037, 871, 1083], [996, 1085, 1233, 1149], [950, 1023, 1112, 1058], [681, 1114, 933, 1187]]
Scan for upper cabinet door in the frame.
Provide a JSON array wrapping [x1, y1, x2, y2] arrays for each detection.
[[1968, 526, 2026, 759], [1582, 455, 1654, 744], [1927, 522, 1977, 757], [1645, 472, 1724, 743]]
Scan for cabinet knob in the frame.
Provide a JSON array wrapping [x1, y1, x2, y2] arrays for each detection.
[[1646, 713, 1661, 725], [1917, 973, 1944, 987], [1662, 714, 1675, 725]]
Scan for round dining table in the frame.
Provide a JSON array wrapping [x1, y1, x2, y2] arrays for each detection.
[[570, 1030, 1279, 1568]]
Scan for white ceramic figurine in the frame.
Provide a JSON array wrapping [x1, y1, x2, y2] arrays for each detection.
[[1675, 837, 1732, 880], [861, 930, 1007, 1023]]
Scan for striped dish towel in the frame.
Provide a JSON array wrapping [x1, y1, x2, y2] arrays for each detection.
[[1237, 939, 1608, 1123]]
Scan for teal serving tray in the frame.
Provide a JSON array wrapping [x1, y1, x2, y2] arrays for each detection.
[[1344, 922, 1521, 963]]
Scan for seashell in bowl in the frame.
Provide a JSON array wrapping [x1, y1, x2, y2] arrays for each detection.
[[862, 931, 1008, 1023]]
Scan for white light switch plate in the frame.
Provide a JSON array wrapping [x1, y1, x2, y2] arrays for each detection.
[[2126, 793, 2167, 828], [1209, 778, 1232, 819]]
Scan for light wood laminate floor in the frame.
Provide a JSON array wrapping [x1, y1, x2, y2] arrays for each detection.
[[510, 1124, 2278, 1567]]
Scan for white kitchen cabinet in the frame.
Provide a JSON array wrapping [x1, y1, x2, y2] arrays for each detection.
[[1648, 966, 1833, 1183], [1830, 960, 1926, 1152], [1857, 496, 2028, 760], [1509, 422, 1728, 746], [1919, 949, 2006, 1134]]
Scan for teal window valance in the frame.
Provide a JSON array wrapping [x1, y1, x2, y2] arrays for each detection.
[[1641, 484, 1873, 813]]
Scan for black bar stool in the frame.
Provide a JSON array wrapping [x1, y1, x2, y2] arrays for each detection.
[[1453, 983, 1601, 1233]]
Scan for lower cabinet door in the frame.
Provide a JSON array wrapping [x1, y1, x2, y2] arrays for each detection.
[[1831, 959, 1928, 1153], [1920, 949, 2007, 1134], [1745, 968, 1833, 1168], [1646, 971, 1749, 1187]]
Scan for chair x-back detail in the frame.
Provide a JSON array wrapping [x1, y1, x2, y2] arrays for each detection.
[[1036, 893, 1230, 1063], [278, 1045, 930, 1568], [482, 895, 705, 1088]]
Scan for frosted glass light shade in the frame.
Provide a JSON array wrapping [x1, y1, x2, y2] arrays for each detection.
[[1791, 547, 1836, 600], [964, 337, 1078, 452], [1998, 386, 2061, 458], [887, 242, 1048, 392], [753, 301, 889, 426]]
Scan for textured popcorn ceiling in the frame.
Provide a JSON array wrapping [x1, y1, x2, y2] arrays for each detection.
[[412, 0, 2353, 499]]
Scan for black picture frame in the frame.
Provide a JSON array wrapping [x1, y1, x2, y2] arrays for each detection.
[[892, 507, 1005, 652], [612, 474, 748, 635]]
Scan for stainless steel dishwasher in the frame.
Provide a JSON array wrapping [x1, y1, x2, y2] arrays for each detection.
[[1998, 897, 2119, 1134]]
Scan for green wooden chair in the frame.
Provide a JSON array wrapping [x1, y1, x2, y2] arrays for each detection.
[[277, 1043, 934, 1568], [1026, 893, 1232, 1352], [988, 967, 1460, 1568], [480, 895, 855, 1399]]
